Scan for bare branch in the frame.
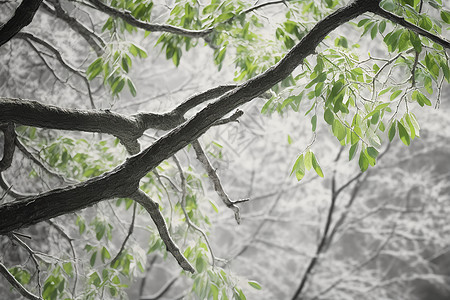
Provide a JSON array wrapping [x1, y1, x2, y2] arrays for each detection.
[[192, 140, 248, 224], [0, 0, 43, 47], [10, 234, 42, 294], [173, 156, 217, 266], [14, 31, 96, 108], [42, 0, 104, 56], [87, 0, 212, 38], [130, 189, 195, 273], [110, 202, 136, 266], [0, 261, 42, 300]]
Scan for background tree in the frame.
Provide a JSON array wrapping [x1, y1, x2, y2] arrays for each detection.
[[0, 0, 449, 299]]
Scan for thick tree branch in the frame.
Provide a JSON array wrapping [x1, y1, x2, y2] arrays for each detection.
[[0, 123, 16, 172], [130, 189, 194, 273], [87, 0, 212, 38], [371, 6, 450, 49], [0, 0, 43, 47], [0, 0, 377, 260], [0, 84, 240, 154]]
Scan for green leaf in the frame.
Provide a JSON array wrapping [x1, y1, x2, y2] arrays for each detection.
[[90, 251, 97, 267], [86, 58, 103, 80], [390, 90, 402, 101], [111, 77, 126, 94], [196, 256, 206, 273], [441, 10, 450, 24], [366, 147, 379, 158], [358, 150, 369, 172], [332, 119, 346, 141], [370, 23, 378, 40], [349, 143, 359, 161], [101, 246, 111, 263], [388, 121, 396, 142], [311, 115, 317, 131], [324, 108, 334, 125], [291, 154, 305, 181], [311, 153, 324, 177], [304, 151, 313, 171], [63, 262, 73, 276], [248, 281, 262, 290], [397, 122, 411, 146], [127, 79, 137, 97]]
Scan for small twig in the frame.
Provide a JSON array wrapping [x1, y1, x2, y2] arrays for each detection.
[[15, 137, 77, 184], [192, 140, 249, 224], [130, 189, 194, 273], [110, 202, 137, 266], [173, 156, 217, 267], [0, 173, 31, 198], [0, 261, 41, 300], [42, 1, 104, 56], [9, 234, 42, 295], [212, 110, 244, 127]]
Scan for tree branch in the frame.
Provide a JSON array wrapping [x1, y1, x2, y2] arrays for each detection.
[[42, 0, 105, 56], [87, 0, 212, 38], [14, 31, 97, 109], [130, 189, 194, 273], [0, 0, 377, 260], [371, 6, 450, 49], [0, 123, 16, 172], [110, 202, 136, 266], [0, 0, 43, 47], [192, 140, 248, 224], [0, 261, 41, 300]]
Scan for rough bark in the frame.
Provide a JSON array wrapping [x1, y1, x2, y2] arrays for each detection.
[[0, 0, 377, 235], [0, 0, 43, 47]]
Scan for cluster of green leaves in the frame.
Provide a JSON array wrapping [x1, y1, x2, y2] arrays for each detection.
[[262, 0, 450, 178], [30, 136, 126, 180], [102, 0, 154, 33], [291, 150, 324, 181], [86, 43, 147, 96], [183, 240, 260, 300]]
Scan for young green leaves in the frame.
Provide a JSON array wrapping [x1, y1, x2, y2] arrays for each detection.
[[291, 150, 324, 181]]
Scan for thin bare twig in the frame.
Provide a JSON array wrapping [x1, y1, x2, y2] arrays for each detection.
[[9, 234, 42, 295], [173, 156, 217, 266], [110, 202, 137, 266]]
